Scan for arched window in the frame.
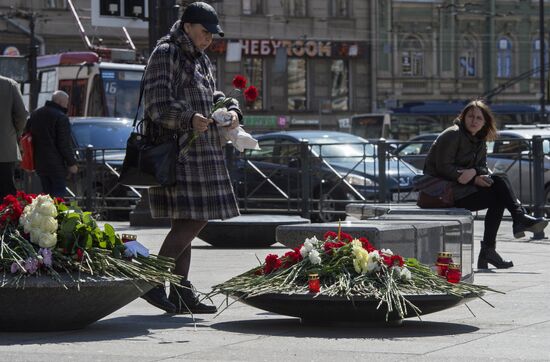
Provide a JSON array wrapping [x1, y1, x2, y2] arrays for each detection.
[[531, 38, 548, 78], [459, 35, 477, 77], [497, 37, 512, 78], [401, 36, 423, 76]]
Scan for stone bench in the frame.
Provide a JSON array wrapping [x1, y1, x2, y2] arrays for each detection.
[[198, 214, 310, 248], [346, 203, 473, 220]]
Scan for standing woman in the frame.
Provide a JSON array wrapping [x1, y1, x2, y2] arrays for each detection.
[[140, 2, 242, 314], [423, 100, 548, 269]]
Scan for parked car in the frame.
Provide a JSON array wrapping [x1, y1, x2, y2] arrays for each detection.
[[68, 117, 138, 219], [393, 127, 550, 212], [231, 130, 421, 222], [392, 133, 439, 170]]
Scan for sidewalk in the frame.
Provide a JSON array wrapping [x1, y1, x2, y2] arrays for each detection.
[[0, 219, 549, 361]]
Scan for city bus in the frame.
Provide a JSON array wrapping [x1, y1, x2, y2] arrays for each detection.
[[25, 51, 144, 117], [351, 101, 541, 140]]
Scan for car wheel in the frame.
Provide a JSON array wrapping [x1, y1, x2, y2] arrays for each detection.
[[312, 188, 344, 223]]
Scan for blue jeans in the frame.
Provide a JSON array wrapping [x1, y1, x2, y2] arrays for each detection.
[[39, 175, 67, 197]]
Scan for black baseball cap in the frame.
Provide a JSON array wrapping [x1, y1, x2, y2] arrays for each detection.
[[181, 2, 224, 37]]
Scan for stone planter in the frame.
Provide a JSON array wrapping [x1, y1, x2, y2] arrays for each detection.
[[233, 291, 479, 323], [0, 274, 152, 332]]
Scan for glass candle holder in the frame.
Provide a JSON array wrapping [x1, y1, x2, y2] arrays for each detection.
[[446, 263, 462, 283], [436, 251, 453, 265], [436, 262, 449, 277], [121, 234, 137, 243], [308, 273, 320, 293]]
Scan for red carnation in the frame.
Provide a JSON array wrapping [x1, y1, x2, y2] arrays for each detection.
[[282, 248, 303, 268], [232, 75, 247, 89], [263, 253, 282, 274], [323, 241, 346, 254], [340, 232, 353, 243], [244, 85, 258, 102], [323, 231, 338, 240], [359, 237, 375, 252]]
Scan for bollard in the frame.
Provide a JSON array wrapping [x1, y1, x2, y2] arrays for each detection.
[[532, 136, 545, 240], [300, 140, 311, 220], [377, 138, 388, 203]]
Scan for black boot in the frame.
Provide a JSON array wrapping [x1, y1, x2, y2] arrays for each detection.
[[477, 242, 513, 269], [169, 280, 217, 314], [141, 285, 177, 313], [512, 213, 548, 238]]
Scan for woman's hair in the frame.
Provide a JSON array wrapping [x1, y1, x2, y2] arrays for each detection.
[[456, 99, 498, 141]]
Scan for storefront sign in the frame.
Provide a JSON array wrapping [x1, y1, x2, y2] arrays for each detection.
[[210, 39, 365, 59], [243, 115, 279, 128], [290, 119, 319, 125]]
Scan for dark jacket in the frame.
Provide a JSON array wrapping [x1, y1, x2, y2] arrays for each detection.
[[423, 122, 489, 201], [0, 76, 28, 162], [28, 101, 76, 177]]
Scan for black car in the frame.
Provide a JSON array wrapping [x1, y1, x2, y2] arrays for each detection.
[[392, 133, 439, 170], [68, 117, 139, 219], [231, 130, 421, 222]]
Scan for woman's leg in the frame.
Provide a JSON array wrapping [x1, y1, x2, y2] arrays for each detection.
[[159, 219, 208, 278], [454, 185, 513, 269]]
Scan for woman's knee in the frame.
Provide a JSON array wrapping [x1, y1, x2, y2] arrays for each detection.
[[171, 218, 208, 233]]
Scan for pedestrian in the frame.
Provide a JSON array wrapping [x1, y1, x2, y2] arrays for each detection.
[[140, 2, 242, 314], [423, 99, 548, 269], [27, 90, 78, 197], [0, 75, 28, 200]]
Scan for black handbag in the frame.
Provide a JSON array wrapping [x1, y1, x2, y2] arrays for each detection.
[[413, 174, 454, 208], [118, 72, 178, 188]]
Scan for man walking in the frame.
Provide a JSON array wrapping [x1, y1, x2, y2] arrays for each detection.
[[27, 90, 77, 197], [0, 75, 28, 199]]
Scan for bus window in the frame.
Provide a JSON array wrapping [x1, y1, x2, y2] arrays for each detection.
[[101, 69, 142, 118], [59, 79, 87, 116]]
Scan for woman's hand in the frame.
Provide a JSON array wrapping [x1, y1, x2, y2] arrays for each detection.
[[457, 168, 476, 184], [474, 175, 493, 187], [228, 110, 240, 129], [192, 113, 213, 133]]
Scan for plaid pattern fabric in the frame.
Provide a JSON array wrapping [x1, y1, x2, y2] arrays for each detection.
[[144, 21, 239, 220]]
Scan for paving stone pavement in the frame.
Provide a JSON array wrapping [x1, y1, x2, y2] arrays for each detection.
[[0, 218, 549, 361]]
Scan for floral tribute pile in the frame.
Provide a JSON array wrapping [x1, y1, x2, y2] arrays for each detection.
[[211, 230, 495, 320], [0, 192, 179, 286]]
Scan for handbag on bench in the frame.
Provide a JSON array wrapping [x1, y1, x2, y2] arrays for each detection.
[[413, 174, 454, 208]]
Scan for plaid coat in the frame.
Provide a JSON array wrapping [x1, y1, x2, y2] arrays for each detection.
[[143, 21, 241, 220]]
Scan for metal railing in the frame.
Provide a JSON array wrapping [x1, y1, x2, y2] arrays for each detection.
[[16, 136, 549, 223]]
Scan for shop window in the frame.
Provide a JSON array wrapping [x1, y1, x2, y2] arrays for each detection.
[[531, 38, 548, 78], [330, 0, 349, 17], [287, 58, 307, 111], [243, 58, 263, 110], [242, 0, 263, 15], [286, 0, 307, 17], [459, 36, 477, 77], [331, 60, 348, 111], [400, 36, 424, 76], [497, 37, 512, 78]]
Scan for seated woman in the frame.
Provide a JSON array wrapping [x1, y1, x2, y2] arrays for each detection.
[[423, 99, 548, 269]]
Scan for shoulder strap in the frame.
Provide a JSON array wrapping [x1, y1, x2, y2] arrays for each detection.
[[133, 67, 146, 128]]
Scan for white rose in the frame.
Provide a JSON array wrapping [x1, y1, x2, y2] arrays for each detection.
[[308, 250, 322, 265], [23, 219, 32, 234], [39, 232, 57, 248], [30, 229, 42, 245], [37, 202, 57, 217], [381, 248, 393, 255], [30, 214, 44, 229], [40, 217, 58, 234]]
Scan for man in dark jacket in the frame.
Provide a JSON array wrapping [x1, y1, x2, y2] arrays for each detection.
[[28, 91, 77, 197]]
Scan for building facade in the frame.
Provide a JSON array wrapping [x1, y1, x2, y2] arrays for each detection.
[[374, 0, 550, 108]]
